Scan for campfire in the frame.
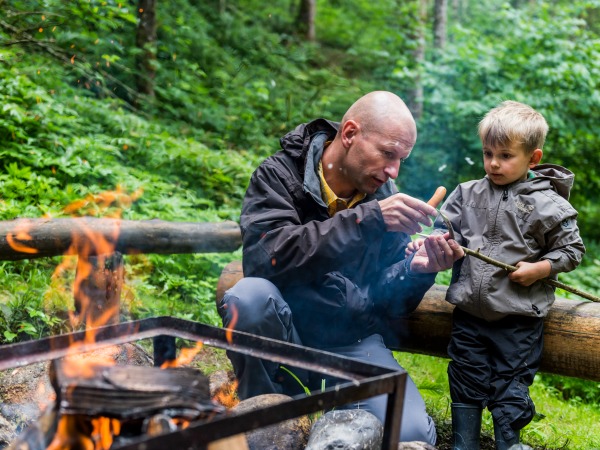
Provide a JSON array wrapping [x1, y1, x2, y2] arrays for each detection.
[[0, 317, 408, 450], [44, 360, 223, 450]]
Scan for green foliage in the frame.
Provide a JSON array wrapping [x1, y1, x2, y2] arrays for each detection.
[[404, 1, 600, 240]]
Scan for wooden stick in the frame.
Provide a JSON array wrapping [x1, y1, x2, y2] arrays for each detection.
[[415, 233, 600, 303], [461, 246, 600, 303]]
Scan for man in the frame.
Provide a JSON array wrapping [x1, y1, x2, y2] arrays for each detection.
[[218, 91, 463, 444]]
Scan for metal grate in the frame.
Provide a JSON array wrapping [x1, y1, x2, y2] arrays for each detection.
[[0, 316, 406, 450]]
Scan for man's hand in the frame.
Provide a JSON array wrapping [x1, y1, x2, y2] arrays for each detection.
[[409, 233, 464, 273], [378, 193, 438, 235], [508, 260, 552, 286]]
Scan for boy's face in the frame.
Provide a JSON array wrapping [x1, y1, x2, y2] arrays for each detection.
[[482, 143, 542, 186]]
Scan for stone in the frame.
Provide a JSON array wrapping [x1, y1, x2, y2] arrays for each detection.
[[0, 414, 17, 449], [398, 442, 437, 450], [305, 409, 383, 450], [232, 393, 311, 450]]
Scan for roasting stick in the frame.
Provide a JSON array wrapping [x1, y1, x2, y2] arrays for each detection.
[[420, 187, 600, 303]]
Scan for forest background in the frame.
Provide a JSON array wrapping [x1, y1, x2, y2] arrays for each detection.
[[1, 0, 600, 448]]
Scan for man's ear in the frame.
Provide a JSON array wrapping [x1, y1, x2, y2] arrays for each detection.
[[529, 148, 543, 167], [341, 120, 359, 148]]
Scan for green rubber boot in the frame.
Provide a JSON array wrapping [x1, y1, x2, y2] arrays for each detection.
[[451, 403, 482, 450]]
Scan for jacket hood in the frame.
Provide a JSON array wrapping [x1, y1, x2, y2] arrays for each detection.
[[279, 118, 339, 161], [529, 163, 574, 200]]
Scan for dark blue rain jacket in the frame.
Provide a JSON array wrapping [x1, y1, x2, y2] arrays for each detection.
[[240, 118, 435, 348]]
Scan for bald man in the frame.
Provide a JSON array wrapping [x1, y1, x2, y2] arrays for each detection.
[[218, 91, 463, 444]]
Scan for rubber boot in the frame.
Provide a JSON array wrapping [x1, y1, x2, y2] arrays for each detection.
[[493, 420, 520, 450], [451, 403, 482, 450]]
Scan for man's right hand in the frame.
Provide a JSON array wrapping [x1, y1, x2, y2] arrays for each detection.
[[378, 193, 437, 235]]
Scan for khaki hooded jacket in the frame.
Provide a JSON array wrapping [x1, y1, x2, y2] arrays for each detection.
[[440, 164, 585, 321]]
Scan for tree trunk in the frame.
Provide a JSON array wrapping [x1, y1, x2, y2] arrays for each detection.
[[407, 0, 427, 120], [433, 0, 448, 49], [135, 0, 157, 99], [451, 0, 463, 23], [297, 0, 316, 42]]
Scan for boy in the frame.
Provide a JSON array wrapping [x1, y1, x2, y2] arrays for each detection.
[[438, 101, 585, 449]]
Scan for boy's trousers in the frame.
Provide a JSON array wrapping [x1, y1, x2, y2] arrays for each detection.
[[447, 307, 544, 438], [218, 277, 437, 445]]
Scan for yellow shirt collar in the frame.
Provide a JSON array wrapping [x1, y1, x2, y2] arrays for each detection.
[[318, 160, 366, 217]]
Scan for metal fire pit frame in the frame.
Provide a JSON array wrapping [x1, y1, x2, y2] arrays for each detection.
[[0, 316, 407, 450]]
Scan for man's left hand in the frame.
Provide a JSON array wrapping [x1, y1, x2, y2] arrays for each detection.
[[409, 233, 464, 273]]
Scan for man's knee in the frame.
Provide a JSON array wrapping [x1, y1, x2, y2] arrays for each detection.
[[218, 277, 293, 339]]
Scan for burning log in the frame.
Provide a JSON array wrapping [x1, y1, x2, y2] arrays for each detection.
[[49, 361, 223, 421], [9, 360, 237, 450], [0, 218, 241, 260], [216, 260, 600, 382]]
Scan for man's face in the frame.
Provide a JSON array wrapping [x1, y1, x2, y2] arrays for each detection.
[[483, 143, 534, 186], [344, 129, 412, 194]]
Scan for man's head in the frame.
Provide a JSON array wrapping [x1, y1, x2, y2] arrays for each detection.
[[324, 91, 417, 197], [478, 101, 548, 185]]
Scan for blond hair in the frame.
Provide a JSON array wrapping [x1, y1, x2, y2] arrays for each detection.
[[478, 101, 548, 153]]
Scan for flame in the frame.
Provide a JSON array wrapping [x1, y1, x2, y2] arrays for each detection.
[[62, 186, 143, 217], [47, 416, 94, 450], [160, 341, 204, 369], [47, 415, 121, 450], [91, 417, 121, 450], [213, 379, 239, 409], [225, 304, 238, 344], [5, 221, 38, 254]]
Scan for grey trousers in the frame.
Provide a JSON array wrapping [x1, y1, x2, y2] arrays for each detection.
[[218, 277, 437, 445]]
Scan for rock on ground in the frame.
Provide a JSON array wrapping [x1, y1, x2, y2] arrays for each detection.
[[232, 393, 311, 450], [305, 409, 384, 450]]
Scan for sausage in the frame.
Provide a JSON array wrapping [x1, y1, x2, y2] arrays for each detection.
[[427, 186, 447, 208]]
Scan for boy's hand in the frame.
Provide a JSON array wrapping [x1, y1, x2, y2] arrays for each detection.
[[405, 238, 424, 257], [508, 260, 552, 286]]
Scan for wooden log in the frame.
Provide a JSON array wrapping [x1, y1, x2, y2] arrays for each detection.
[[0, 218, 241, 260], [216, 260, 600, 382]]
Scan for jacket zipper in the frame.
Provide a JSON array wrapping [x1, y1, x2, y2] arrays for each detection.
[[478, 186, 508, 317]]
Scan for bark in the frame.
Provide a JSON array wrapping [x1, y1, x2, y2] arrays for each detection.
[[407, 0, 427, 119], [217, 260, 600, 382], [433, 0, 448, 49], [0, 218, 241, 260], [135, 0, 157, 99], [297, 0, 316, 42]]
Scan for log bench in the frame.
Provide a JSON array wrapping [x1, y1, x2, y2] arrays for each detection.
[[216, 260, 600, 383]]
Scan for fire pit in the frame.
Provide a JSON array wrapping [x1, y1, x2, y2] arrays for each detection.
[[0, 317, 407, 450]]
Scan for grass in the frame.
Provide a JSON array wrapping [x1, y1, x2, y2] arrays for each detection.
[[396, 352, 600, 450]]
